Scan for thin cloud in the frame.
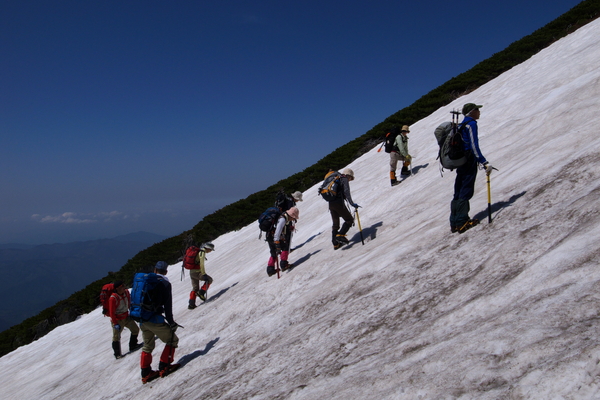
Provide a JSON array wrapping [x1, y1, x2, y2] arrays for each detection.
[[31, 211, 129, 224]]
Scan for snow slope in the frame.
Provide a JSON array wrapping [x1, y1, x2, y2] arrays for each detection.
[[2, 18, 600, 400]]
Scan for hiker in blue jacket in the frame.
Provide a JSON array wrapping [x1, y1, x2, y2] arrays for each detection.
[[139, 261, 180, 383], [450, 103, 494, 233]]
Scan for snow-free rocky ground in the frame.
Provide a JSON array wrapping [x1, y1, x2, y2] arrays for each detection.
[[2, 17, 600, 400]]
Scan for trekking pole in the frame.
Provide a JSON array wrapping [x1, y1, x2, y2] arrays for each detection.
[[275, 255, 280, 279], [355, 208, 365, 245], [377, 141, 385, 152]]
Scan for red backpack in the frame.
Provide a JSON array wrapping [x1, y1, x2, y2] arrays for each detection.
[[100, 283, 116, 316], [183, 246, 200, 270]]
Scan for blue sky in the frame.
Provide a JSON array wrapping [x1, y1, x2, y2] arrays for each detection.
[[0, 0, 581, 244]]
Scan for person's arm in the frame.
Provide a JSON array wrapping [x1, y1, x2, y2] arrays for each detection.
[[464, 121, 487, 164]]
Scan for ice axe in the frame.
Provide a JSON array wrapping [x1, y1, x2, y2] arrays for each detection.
[[486, 167, 499, 223], [355, 208, 365, 245]]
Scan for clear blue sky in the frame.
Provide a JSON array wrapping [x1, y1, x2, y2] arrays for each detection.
[[0, 0, 581, 244]]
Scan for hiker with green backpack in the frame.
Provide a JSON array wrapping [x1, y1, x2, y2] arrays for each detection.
[[450, 103, 494, 234]]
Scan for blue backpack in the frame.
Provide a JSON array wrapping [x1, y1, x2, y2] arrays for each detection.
[[129, 272, 163, 322], [258, 207, 281, 233]]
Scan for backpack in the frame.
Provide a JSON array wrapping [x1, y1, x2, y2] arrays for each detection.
[[274, 190, 295, 211], [258, 207, 281, 233], [435, 120, 467, 170], [384, 127, 400, 153], [129, 272, 163, 322], [183, 246, 200, 270], [318, 171, 342, 201], [100, 283, 116, 316]]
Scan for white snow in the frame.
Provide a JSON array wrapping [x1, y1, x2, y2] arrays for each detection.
[[2, 18, 600, 400]]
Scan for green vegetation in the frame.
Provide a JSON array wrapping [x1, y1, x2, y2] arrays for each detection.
[[1, 0, 598, 358]]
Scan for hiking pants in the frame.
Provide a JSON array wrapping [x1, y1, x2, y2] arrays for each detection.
[[389, 151, 409, 172], [189, 269, 212, 296], [140, 321, 179, 354], [450, 155, 478, 227], [112, 316, 139, 342], [329, 200, 354, 243]]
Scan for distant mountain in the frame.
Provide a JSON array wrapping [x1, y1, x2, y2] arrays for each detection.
[[110, 231, 167, 244], [0, 243, 34, 250], [0, 232, 167, 332]]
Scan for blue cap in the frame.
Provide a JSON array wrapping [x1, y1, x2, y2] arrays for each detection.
[[155, 261, 168, 272]]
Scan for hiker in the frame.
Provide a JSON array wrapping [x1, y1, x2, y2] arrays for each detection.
[[186, 242, 215, 309], [450, 103, 494, 233], [329, 168, 360, 249], [266, 206, 299, 276], [108, 281, 142, 359], [139, 261, 180, 383], [389, 125, 412, 185]]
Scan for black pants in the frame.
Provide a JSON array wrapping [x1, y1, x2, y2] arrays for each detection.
[[450, 155, 478, 228], [329, 200, 353, 244]]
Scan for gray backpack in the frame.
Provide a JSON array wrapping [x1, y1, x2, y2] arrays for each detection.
[[434, 121, 467, 170]]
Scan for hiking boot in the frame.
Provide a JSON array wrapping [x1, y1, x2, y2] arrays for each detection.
[[280, 260, 290, 271], [188, 300, 196, 310], [457, 219, 480, 234], [335, 234, 349, 244], [141, 369, 160, 384], [333, 242, 342, 250], [391, 180, 401, 186], [198, 289, 206, 301], [401, 166, 411, 177], [129, 336, 143, 352], [450, 226, 459, 233], [159, 363, 181, 378], [112, 341, 122, 359], [266, 265, 276, 277]]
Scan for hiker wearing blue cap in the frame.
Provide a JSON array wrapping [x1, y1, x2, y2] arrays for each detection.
[[450, 103, 494, 234]]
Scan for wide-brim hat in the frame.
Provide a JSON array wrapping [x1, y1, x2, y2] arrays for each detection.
[[286, 206, 300, 220]]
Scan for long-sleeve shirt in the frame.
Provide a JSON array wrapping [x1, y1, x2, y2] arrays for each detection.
[[194, 250, 208, 275], [460, 116, 487, 164], [393, 133, 409, 158]]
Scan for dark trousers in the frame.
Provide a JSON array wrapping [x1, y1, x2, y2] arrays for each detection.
[[329, 200, 354, 244], [450, 156, 478, 228]]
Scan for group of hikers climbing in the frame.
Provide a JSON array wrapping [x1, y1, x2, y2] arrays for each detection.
[[99, 101, 492, 383]]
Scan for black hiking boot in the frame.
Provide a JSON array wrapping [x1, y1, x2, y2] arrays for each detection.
[[280, 260, 290, 271], [188, 299, 196, 310], [112, 341, 122, 359], [198, 289, 206, 301], [129, 336, 143, 352], [400, 166, 411, 177], [266, 265, 276, 277], [141, 368, 160, 384], [335, 234, 349, 245]]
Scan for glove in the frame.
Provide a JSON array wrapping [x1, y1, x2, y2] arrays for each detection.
[[406, 154, 412, 163], [169, 322, 178, 332], [483, 162, 493, 175], [114, 324, 121, 331], [351, 203, 361, 209]]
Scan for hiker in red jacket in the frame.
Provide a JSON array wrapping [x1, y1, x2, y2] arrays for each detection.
[[108, 281, 142, 359]]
